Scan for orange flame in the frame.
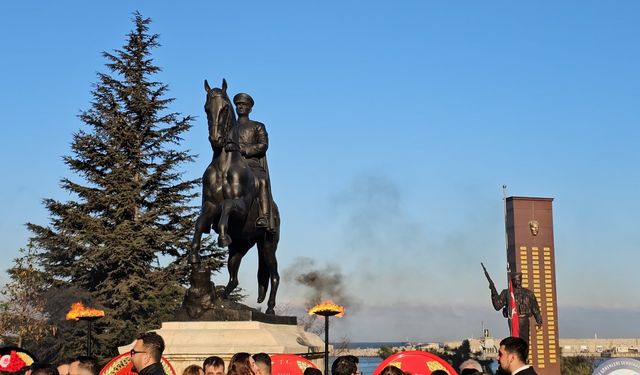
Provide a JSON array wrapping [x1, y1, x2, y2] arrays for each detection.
[[308, 300, 345, 317], [65, 302, 105, 320]]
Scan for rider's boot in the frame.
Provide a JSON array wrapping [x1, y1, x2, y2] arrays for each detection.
[[256, 184, 270, 228]]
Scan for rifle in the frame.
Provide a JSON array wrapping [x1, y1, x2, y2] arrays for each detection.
[[481, 262, 499, 296]]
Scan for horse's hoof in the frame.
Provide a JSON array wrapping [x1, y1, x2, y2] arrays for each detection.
[[222, 288, 231, 300], [257, 286, 267, 304], [224, 281, 238, 298], [265, 308, 275, 315], [218, 235, 232, 247]]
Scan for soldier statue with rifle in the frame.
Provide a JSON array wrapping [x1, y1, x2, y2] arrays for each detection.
[[482, 263, 543, 343]]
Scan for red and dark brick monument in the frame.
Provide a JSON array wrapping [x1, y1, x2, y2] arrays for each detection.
[[506, 196, 560, 375]]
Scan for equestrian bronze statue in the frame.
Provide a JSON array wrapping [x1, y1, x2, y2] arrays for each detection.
[[190, 79, 280, 314]]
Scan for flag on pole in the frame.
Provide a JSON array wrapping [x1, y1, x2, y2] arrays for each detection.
[[509, 276, 520, 337]]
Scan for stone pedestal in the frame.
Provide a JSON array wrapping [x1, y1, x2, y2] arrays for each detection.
[[119, 321, 325, 375]]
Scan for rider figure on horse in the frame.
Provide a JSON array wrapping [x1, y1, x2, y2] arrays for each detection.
[[233, 93, 275, 231]]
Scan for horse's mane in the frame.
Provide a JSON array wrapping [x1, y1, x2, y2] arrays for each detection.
[[205, 87, 238, 150]]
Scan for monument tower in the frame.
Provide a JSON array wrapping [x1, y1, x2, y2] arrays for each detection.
[[506, 197, 560, 375]]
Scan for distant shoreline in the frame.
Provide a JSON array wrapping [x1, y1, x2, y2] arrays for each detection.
[[341, 342, 408, 349], [329, 342, 407, 357], [331, 348, 381, 357]]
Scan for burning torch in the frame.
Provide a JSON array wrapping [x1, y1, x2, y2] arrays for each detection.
[[66, 302, 105, 357], [308, 301, 345, 375]]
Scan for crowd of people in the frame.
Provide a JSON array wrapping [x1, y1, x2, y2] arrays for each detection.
[[375, 336, 536, 375], [0, 334, 536, 375], [0, 355, 101, 375]]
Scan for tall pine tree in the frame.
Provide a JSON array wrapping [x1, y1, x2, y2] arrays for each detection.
[[27, 12, 223, 362]]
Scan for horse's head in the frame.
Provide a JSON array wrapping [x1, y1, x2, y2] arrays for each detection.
[[204, 78, 236, 150]]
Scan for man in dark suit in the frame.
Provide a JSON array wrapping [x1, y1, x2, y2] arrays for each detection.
[[497, 336, 537, 375], [130, 332, 166, 375]]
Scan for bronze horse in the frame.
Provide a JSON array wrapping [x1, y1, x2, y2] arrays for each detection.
[[190, 79, 280, 314]]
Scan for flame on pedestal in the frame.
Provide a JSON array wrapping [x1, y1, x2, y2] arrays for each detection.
[[65, 302, 105, 320], [308, 300, 345, 317]]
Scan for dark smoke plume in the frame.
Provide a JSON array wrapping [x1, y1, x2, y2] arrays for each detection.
[[284, 257, 353, 309]]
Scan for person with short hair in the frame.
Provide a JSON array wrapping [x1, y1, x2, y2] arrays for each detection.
[[130, 332, 167, 375], [202, 356, 224, 375], [251, 353, 271, 375], [379, 365, 404, 375], [497, 336, 536, 375], [56, 359, 72, 375], [343, 356, 358, 370], [459, 358, 483, 375], [181, 365, 203, 375], [29, 364, 59, 375], [69, 357, 98, 375], [55, 360, 72, 375], [303, 368, 322, 375], [331, 356, 357, 375]]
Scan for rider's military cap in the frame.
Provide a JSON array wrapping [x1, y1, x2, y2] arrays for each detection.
[[233, 93, 254, 106]]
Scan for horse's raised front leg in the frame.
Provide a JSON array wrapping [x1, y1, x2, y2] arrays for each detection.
[[218, 199, 242, 247], [223, 239, 253, 299], [217, 199, 234, 247], [217, 196, 250, 247], [190, 201, 217, 264]]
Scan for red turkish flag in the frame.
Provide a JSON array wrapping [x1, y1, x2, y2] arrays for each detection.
[[509, 277, 519, 337]]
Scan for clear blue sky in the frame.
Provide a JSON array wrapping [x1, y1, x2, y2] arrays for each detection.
[[1, 1, 639, 342]]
